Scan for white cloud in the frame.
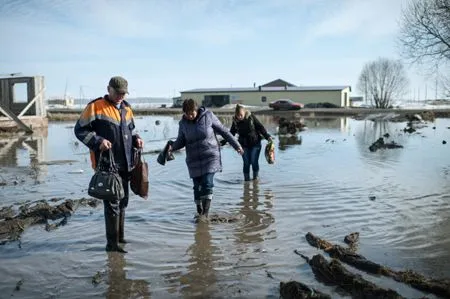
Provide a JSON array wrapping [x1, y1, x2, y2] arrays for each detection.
[[307, 0, 407, 40]]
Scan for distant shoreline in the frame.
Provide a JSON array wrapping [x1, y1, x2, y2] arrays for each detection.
[[46, 107, 450, 121]]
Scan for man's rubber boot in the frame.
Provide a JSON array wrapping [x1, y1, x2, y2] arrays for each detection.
[[105, 208, 127, 253], [119, 209, 127, 244]]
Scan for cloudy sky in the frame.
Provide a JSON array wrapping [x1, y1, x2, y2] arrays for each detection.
[[0, 0, 434, 99]]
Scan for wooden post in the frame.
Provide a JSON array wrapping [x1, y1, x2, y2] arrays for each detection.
[[0, 104, 33, 133], [18, 87, 46, 117]]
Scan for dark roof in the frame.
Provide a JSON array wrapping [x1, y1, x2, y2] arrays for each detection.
[[261, 79, 297, 87], [182, 86, 351, 93]]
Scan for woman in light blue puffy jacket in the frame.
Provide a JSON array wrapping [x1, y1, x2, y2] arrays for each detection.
[[169, 99, 243, 219]]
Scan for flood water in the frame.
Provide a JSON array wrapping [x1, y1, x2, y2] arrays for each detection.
[[0, 114, 449, 298]]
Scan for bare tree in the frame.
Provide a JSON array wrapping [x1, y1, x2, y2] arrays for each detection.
[[399, 0, 450, 97], [358, 58, 409, 108], [399, 0, 450, 64], [442, 73, 450, 96]]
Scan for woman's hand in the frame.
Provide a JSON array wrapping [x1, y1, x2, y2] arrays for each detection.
[[136, 138, 144, 148]]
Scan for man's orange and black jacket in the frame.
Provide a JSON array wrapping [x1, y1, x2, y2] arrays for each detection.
[[74, 95, 140, 172]]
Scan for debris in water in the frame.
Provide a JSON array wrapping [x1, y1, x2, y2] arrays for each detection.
[[92, 271, 103, 285], [15, 279, 23, 291], [265, 269, 274, 279], [68, 169, 84, 174]]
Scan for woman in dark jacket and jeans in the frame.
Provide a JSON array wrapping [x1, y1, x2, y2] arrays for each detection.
[[169, 99, 243, 219], [226, 104, 272, 181]]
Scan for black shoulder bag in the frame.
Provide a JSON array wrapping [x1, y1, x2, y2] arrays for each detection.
[[88, 149, 125, 201]]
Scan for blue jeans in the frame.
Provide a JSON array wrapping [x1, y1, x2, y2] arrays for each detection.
[[192, 173, 215, 204], [242, 145, 261, 180]]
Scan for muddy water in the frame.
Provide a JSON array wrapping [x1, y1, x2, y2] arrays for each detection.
[[0, 115, 449, 298]]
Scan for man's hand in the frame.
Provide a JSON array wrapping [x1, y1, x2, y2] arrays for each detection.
[[99, 139, 112, 151], [136, 138, 144, 148], [237, 147, 244, 155]]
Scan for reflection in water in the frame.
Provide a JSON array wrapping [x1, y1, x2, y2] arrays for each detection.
[[0, 130, 48, 184], [2, 118, 450, 297], [355, 120, 407, 162], [235, 181, 275, 245], [278, 135, 302, 151], [180, 222, 218, 298], [301, 117, 349, 131], [0, 135, 46, 167], [106, 252, 151, 299]]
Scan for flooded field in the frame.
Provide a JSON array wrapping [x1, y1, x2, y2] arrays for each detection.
[[0, 115, 449, 298]]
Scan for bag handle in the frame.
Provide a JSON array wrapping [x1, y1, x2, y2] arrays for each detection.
[[97, 149, 118, 173], [136, 147, 145, 164]]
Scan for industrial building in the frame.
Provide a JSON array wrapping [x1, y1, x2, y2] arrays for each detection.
[[179, 79, 351, 108]]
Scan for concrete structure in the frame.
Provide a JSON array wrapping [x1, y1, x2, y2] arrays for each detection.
[[0, 75, 47, 133], [180, 79, 351, 108]]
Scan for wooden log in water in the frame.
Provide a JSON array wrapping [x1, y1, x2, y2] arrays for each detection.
[[296, 252, 404, 299], [280, 281, 331, 299], [311, 254, 404, 299], [305, 232, 385, 274], [0, 205, 14, 219], [305, 232, 450, 298]]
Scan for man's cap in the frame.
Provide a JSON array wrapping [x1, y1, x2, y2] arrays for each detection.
[[109, 76, 128, 94]]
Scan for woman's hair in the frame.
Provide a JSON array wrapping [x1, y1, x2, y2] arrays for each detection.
[[182, 99, 198, 113], [235, 103, 245, 115]]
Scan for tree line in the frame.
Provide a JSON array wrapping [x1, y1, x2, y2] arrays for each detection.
[[358, 0, 449, 108]]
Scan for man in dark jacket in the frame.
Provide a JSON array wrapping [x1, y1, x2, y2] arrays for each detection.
[[169, 99, 243, 220], [74, 76, 144, 253], [227, 104, 272, 181]]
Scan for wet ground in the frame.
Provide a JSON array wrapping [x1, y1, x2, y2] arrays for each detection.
[[0, 115, 449, 298]]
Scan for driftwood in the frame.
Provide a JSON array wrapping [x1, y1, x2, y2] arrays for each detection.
[[296, 252, 404, 299], [280, 281, 331, 299], [305, 232, 450, 298], [0, 198, 99, 243]]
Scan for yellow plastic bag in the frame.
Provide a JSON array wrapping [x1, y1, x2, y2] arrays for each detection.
[[265, 141, 275, 164]]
